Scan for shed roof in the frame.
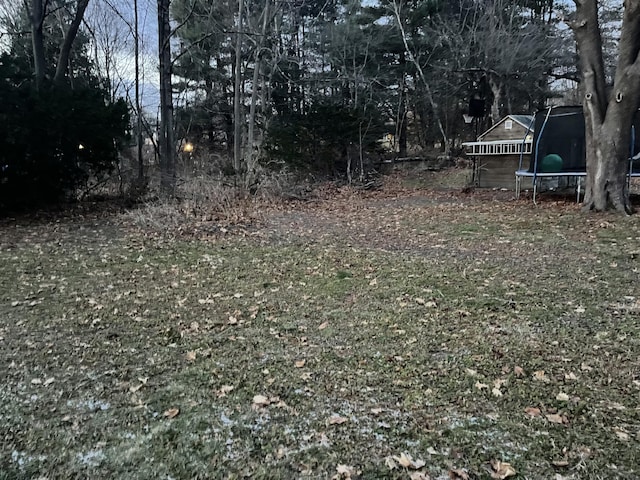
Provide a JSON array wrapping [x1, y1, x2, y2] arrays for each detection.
[[478, 115, 534, 141]]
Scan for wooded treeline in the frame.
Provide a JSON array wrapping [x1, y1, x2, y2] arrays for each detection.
[[170, 0, 571, 181], [2, 0, 636, 213]]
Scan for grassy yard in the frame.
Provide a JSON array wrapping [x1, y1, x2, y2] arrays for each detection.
[[1, 176, 640, 479]]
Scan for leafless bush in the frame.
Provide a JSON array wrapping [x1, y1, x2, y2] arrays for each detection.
[[249, 167, 310, 201], [125, 201, 186, 233], [175, 173, 257, 223], [125, 172, 268, 235]]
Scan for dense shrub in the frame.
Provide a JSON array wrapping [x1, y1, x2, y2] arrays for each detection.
[[263, 100, 386, 175], [0, 54, 129, 209]]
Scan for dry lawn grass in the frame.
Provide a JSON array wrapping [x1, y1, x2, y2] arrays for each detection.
[[1, 170, 640, 479]]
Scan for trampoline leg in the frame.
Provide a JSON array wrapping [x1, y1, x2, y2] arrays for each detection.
[[533, 180, 538, 205], [515, 176, 521, 198], [577, 180, 581, 203]]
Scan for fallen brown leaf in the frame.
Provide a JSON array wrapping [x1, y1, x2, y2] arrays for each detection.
[[524, 407, 541, 417], [545, 413, 566, 424], [334, 464, 357, 479], [449, 468, 470, 479], [533, 370, 550, 382], [129, 383, 143, 393], [252, 394, 270, 408], [489, 459, 516, 479], [409, 472, 431, 480], [615, 429, 630, 441], [327, 414, 348, 425], [216, 385, 234, 397], [392, 452, 426, 470], [163, 408, 180, 419]]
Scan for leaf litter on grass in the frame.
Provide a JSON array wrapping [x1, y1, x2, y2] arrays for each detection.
[[2, 176, 640, 478]]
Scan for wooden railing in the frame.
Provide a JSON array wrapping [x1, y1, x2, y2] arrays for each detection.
[[462, 140, 532, 156]]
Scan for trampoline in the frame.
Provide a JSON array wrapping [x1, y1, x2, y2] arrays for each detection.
[[515, 106, 640, 203]]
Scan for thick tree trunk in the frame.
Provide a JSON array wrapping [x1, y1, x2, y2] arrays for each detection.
[[158, 0, 176, 196], [54, 0, 90, 85], [30, 0, 46, 89], [583, 127, 632, 213], [573, 0, 640, 213]]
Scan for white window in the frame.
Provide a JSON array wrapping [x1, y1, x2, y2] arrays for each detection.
[[505, 120, 513, 130]]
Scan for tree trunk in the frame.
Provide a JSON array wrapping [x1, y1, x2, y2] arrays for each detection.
[[488, 75, 502, 125], [245, 0, 271, 188], [398, 110, 407, 156], [572, 0, 640, 213], [54, 0, 90, 85], [134, 0, 144, 182], [233, 0, 244, 174], [583, 126, 632, 213], [397, 54, 407, 157], [30, 0, 46, 89], [158, 0, 176, 196], [346, 146, 352, 185], [358, 121, 369, 182]]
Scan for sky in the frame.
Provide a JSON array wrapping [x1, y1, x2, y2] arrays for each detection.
[[84, 0, 161, 115]]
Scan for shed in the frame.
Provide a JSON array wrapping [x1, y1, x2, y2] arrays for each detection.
[[463, 115, 534, 188]]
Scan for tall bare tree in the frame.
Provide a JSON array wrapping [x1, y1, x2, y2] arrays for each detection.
[[245, 0, 272, 186], [29, 0, 47, 88], [158, 0, 176, 195], [571, 0, 640, 213], [233, 0, 244, 173]]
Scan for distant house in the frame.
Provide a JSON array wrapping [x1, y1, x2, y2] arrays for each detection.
[[463, 115, 534, 188]]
